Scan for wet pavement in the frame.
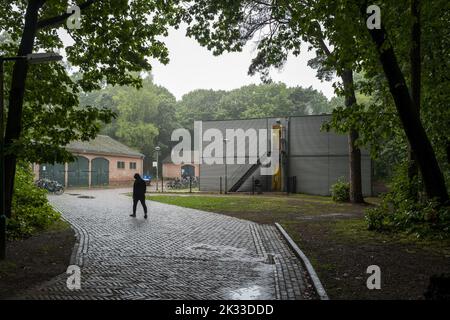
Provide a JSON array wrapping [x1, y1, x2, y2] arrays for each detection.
[[19, 188, 316, 300]]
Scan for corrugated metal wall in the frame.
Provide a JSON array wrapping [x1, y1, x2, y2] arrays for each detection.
[[200, 118, 269, 192], [199, 116, 372, 196], [288, 115, 372, 196]]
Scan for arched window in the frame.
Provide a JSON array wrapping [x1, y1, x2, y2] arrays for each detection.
[[181, 164, 195, 178]]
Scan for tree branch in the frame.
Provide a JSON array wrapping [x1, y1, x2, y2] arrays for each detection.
[[37, 0, 97, 29], [310, 21, 332, 58]]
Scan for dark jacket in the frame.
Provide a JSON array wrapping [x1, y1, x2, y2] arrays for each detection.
[[133, 177, 147, 199]]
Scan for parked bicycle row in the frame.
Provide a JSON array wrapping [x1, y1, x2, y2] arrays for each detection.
[[166, 177, 199, 190], [35, 178, 65, 195]]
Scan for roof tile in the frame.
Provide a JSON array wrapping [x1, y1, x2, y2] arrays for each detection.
[[65, 135, 144, 158]]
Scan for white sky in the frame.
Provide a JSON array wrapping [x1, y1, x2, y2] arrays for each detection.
[[151, 26, 336, 100], [60, 25, 337, 101]]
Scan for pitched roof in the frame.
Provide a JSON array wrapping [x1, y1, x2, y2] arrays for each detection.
[[65, 135, 144, 158]]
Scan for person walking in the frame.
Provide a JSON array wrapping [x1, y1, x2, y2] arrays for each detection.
[[131, 173, 148, 219]]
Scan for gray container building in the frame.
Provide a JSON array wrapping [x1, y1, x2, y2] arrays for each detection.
[[198, 115, 372, 196]]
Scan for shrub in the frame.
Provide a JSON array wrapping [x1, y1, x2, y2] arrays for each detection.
[[365, 196, 449, 237], [7, 163, 61, 240], [364, 161, 450, 238], [331, 177, 350, 202], [365, 206, 388, 231]]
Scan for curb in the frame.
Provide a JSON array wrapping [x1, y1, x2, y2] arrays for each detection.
[[275, 222, 329, 300], [53, 206, 86, 267]]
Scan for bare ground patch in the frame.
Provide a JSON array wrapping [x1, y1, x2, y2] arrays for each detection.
[[0, 220, 75, 299]]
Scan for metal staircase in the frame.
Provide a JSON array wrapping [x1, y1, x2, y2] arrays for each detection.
[[228, 160, 262, 192]]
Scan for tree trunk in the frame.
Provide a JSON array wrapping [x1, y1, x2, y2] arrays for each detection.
[[447, 140, 450, 165], [311, 23, 365, 203], [4, 1, 42, 218], [342, 69, 365, 203], [407, 0, 421, 198], [367, 26, 449, 204]]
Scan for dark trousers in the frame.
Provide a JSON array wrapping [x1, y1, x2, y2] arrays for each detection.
[[133, 197, 147, 215]]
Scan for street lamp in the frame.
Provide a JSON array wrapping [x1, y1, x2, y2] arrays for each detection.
[[0, 52, 63, 260], [155, 146, 161, 192], [26, 53, 64, 64]]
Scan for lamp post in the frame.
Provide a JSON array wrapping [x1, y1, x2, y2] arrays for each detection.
[[0, 52, 62, 260], [155, 146, 160, 192], [223, 138, 229, 194]]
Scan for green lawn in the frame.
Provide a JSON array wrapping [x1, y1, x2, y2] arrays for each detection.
[[146, 193, 449, 249], [158, 187, 200, 193], [146, 193, 370, 224]]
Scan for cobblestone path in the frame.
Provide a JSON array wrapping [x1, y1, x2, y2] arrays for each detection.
[[19, 189, 316, 300]]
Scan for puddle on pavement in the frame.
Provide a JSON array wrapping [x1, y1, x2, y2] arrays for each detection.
[[187, 243, 276, 272], [78, 195, 95, 199], [187, 244, 253, 261], [188, 244, 277, 299], [230, 286, 263, 300]]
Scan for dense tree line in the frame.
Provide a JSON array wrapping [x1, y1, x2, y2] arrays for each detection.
[[177, 83, 333, 128]]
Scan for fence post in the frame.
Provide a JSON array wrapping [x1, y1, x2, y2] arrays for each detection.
[[293, 176, 297, 194], [189, 176, 192, 193], [161, 175, 164, 193], [252, 176, 255, 195], [220, 176, 222, 194]]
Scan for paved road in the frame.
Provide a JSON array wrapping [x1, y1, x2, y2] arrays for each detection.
[[20, 188, 315, 300]]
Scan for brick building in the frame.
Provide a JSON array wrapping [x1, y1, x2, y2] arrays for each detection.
[[33, 135, 144, 188], [162, 153, 199, 179]]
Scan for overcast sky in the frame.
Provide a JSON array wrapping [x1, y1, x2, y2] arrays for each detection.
[[60, 25, 337, 101], [151, 26, 336, 100]]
